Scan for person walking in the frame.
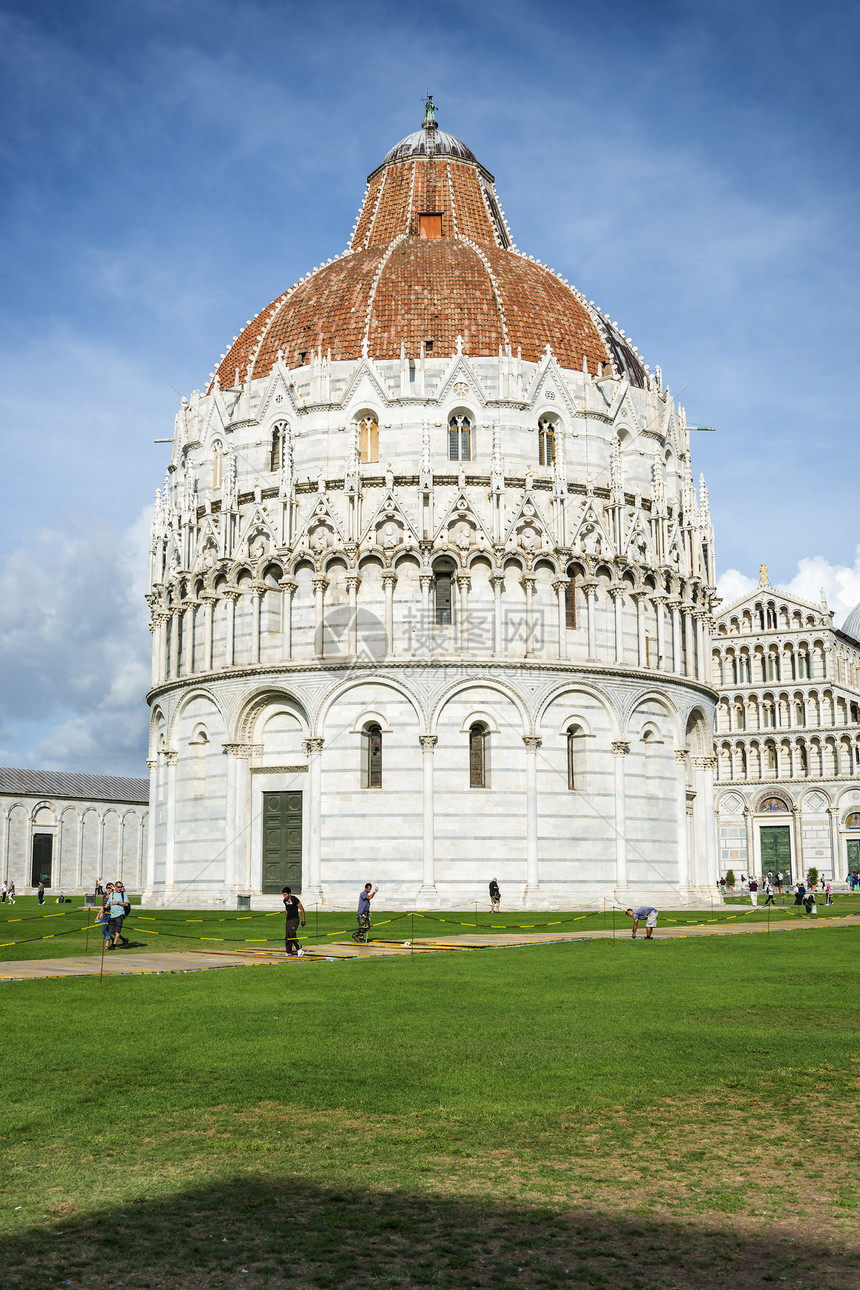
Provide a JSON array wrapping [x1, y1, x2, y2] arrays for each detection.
[[794, 881, 806, 907], [7, 881, 15, 905], [763, 879, 775, 907], [104, 883, 130, 949], [282, 887, 306, 957], [625, 905, 658, 939], [95, 883, 114, 943], [1, 879, 7, 903], [37, 881, 45, 905], [352, 883, 378, 943], [489, 877, 501, 913], [825, 882, 833, 906], [748, 877, 759, 908], [777, 871, 784, 894]]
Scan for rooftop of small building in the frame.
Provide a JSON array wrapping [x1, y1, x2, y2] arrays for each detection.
[[0, 767, 149, 805]]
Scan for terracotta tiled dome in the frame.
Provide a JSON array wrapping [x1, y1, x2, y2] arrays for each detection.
[[211, 112, 646, 391]]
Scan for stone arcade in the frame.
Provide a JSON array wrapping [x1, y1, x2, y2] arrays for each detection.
[[144, 107, 719, 909]]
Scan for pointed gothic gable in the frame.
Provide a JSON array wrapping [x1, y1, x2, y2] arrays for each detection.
[[527, 348, 579, 419], [714, 583, 832, 626], [360, 490, 422, 553], [503, 491, 555, 556], [238, 501, 277, 562], [192, 514, 224, 572], [257, 364, 300, 423], [339, 357, 394, 411], [623, 511, 654, 565], [434, 487, 494, 555], [569, 499, 615, 559], [294, 492, 347, 557], [434, 353, 489, 406]]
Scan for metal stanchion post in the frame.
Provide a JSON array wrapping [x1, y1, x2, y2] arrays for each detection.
[[612, 907, 615, 942], [411, 912, 414, 962], [99, 923, 107, 987]]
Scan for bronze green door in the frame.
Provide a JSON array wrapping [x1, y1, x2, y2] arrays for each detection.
[[847, 838, 860, 870], [760, 825, 791, 878], [262, 792, 303, 894]]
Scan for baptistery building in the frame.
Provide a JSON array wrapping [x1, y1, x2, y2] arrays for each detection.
[[144, 104, 719, 908]]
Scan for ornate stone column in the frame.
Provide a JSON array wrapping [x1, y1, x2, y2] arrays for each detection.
[[419, 735, 438, 900], [456, 571, 471, 655], [279, 578, 297, 660], [168, 609, 180, 679], [612, 741, 630, 895], [743, 803, 755, 879], [419, 573, 434, 658], [583, 579, 598, 660], [182, 604, 194, 675], [523, 736, 542, 896], [382, 571, 397, 657], [200, 593, 216, 673], [611, 586, 625, 664], [654, 594, 668, 671], [145, 758, 158, 894], [346, 574, 361, 657], [164, 750, 178, 893], [491, 573, 505, 655], [250, 583, 264, 665], [668, 597, 682, 674], [553, 578, 568, 660], [223, 743, 256, 892], [633, 590, 648, 667], [312, 576, 329, 659], [522, 573, 536, 658], [695, 612, 706, 682], [684, 607, 696, 678], [828, 806, 840, 881], [674, 748, 690, 895], [224, 590, 239, 668], [303, 737, 325, 902], [691, 755, 718, 888]]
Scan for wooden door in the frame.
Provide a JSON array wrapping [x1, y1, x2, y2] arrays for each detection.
[[262, 792, 303, 894], [760, 825, 791, 878]]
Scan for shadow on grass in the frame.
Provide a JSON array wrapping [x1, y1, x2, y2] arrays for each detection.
[[4, 1175, 857, 1289]]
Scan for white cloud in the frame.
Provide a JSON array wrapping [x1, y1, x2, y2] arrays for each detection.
[[0, 508, 152, 775], [717, 545, 860, 627]]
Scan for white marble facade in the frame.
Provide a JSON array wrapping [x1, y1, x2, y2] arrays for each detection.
[[144, 349, 719, 908], [144, 117, 720, 909], [0, 770, 149, 894], [713, 582, 860, 883]]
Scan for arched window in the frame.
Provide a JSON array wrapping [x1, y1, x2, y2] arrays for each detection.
[[740, 746, 748, 776], [767, 653, 780, 682], [212, 441, 223, 490], [358, 415, 379, 464], [448, 414, 472, 462], [270, 423, 285, 473], [469, 723, 488, 788], [731, 657, 739, 685], [434, 562, 455, 625], [795, 700, 805, 726], [566, 724, 587, 790], [734, 704, 745, 731], [538, 416, 555, 467], [565, 573, 577, 629], [798, 650, 811, 679], [766, 604, 777, 629], [766, 743, 777, 771], [362, 723, 383, 788], [799, 745, 808, 774]]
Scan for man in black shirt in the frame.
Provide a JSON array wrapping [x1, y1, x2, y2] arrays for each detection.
[[489, 878, 501, 912], [282, 887, 306, 957]]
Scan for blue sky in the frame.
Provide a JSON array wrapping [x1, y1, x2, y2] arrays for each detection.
[[1, 0, 858, 773]]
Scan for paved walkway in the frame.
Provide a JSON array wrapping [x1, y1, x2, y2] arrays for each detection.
[[1, 914, 857, 980]]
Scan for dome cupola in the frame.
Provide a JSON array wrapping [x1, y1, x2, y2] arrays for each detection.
[[211, 102, 646, 391]]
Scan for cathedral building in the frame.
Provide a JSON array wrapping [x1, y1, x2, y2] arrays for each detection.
[[143, 103, 719, 909], [713, 576, 860, 882]]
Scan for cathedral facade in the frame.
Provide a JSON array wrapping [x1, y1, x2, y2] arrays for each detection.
[[713, 579, 860, 882], [143, 107, 719, 909]]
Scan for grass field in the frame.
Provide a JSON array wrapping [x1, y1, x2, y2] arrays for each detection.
[[1, 927, 859, 1288], [2, 893, 859, 963]]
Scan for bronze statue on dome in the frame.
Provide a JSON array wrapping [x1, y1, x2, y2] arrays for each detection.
[[423, 95, 437, 127]]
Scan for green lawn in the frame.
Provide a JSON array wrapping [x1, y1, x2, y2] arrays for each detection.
[[2, 893, 859, 963], [1, 930, 859, 1288]]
